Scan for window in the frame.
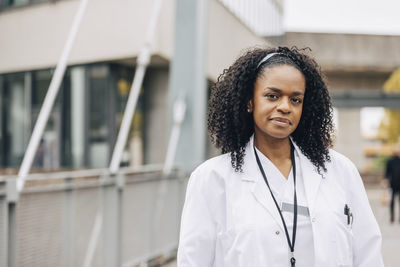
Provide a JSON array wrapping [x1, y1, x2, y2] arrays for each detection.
[[1, 0, 29, 9], [0, 73, 29, 167], [0, 63, 146, 170], [0, 0, 58, 11], [32, 69, 62, 170], [87, 65, 111, 168]]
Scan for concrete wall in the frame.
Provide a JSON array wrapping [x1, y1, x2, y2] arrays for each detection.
[[0, 0, 268, 80], [335, 108, 364, 169], [280, 32, 400, 93], [206, 0, 270, 78], [283, 32, 400, 72], [0, 0, 169, 73], [326, 71, 390, 91]]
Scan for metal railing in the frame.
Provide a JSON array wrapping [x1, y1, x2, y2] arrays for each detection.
[[0, 166, 188, 267]]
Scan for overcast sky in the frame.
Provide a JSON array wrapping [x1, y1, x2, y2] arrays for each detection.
[[283, 0, 400, 35]]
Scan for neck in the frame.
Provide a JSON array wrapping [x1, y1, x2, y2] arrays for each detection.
[[253, 134, 291, 162]]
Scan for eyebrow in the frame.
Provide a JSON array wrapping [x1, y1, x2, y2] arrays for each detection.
[[264, 86, 304, 96]]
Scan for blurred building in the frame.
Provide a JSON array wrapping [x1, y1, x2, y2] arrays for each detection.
[[0, 0, 282, 171], [4, 0, 397, 174], [269, 32, 400, 170]]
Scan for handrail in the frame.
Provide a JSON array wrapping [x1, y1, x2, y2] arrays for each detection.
[[20, 173, 181, 195], [122, 243, 177, 267], [2, 164, 165, 182]]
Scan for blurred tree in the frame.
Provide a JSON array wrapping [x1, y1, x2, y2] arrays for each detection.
[[379, 68, 400, 144]]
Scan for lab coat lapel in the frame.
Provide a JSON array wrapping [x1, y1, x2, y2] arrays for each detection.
[[242, 137, 285, 231], [291, 141, 322, 215]]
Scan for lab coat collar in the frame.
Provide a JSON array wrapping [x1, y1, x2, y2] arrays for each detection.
[[242, 135, 322, 228], [291, 138, 323, 216], [241, 135, 261, 182], [242, 135, 285, 230]]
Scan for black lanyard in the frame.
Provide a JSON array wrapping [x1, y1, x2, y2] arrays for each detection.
[[253, 143, 298, 267]]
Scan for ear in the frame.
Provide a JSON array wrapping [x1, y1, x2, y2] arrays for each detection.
[[247, 99, 253, 113]]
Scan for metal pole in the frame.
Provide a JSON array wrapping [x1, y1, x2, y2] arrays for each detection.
[[162, 99, 186, 176], [62, 177, 75, 267], [16, 0, 89, 192], [109, 0, 164, 174], [82, 208, 102, 267], [7, 203, 16, 267], [101, 174, 120, 267], [6, 179, 18, 267], [0, 181, 7, 267], [168, 0, 208, 172], [150, 99, 186, 250]]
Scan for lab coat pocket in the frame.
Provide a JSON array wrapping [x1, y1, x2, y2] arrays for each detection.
[[327, 194, 354, 266], [334, 220, 354, 267], [217, 224, 262, 267]]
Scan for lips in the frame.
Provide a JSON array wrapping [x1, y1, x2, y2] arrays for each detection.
[[270, 117, 292, 125]]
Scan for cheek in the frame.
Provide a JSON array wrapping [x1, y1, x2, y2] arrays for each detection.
[[254, 98, 274, 112]]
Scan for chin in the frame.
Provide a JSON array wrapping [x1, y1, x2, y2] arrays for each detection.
[[266, 128, 294, 140], [255, 125, 295, 141], [270, 134, 291, 140], [263, 131, 292, 140]]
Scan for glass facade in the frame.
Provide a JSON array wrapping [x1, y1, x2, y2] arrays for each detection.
[[0, 73, 29, 167], [0, 0, 29, 9], [87, 65, 112, 168], [31, 69, 62, 169], [0, 63, 143, 171], [0, 0, 54, 10]]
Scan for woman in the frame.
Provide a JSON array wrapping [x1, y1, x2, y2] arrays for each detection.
[[177, 47, 383, 267]]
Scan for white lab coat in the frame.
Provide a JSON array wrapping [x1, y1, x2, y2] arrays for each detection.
[[177, 137, 383, 267]]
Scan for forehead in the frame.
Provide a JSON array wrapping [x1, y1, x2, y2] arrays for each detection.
[[257, 64, 305, 89], [259, 63, 303, 77]]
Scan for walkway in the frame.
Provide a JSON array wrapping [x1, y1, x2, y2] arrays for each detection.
[[367, 186, 400, 267]]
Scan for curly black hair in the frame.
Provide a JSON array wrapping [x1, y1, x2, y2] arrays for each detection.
[[207, 46, 334, 173]]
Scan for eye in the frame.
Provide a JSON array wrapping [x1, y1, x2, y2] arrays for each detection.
[[266, 94, 278, 100], [291, 97, 303, 104]]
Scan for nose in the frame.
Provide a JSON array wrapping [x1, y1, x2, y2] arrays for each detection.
[[277, 97, 291, 114]]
